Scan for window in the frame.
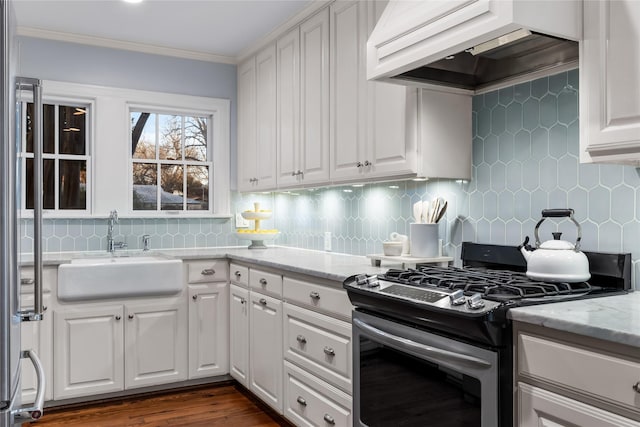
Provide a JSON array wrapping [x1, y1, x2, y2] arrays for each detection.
[[21, 102, 89, 211], [130, 111, 211, 212]]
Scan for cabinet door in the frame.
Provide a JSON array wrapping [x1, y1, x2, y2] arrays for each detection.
[[125, 300, 187, 389], [277, 27, 301, 188], [254, 44, 278, 190], [237, 57, 257, 192], [518, 383, 640, 427], [53, 305, 124, 400], [299, 8, 330, 185], [249, 292, 283, 413], [229, 284, 250, 387], [330, 0, 368, 181], [581, 0, 640, 163], [188, 283, 229, 379], [20, 295, 52, 404]]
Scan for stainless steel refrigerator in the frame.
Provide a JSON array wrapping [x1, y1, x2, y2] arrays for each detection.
[[1, 0, 46, 425]]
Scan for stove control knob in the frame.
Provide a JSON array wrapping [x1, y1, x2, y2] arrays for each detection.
[[449, 290, 466, 306], [466, 293, 485, 310]]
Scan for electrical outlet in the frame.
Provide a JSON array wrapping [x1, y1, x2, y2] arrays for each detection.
[[235, 213, 250, 228], [324, 232, 332, 251]]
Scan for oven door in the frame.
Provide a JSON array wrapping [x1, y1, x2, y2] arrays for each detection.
[[353, 310, 499, 427]]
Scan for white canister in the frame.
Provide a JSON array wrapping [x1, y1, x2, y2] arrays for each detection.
[[410, 223, 439, 258]]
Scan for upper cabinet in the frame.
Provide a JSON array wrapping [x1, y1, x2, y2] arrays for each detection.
[[277, 9, 331, 189], [580, 0, 640, 164], [237, 0, 472, 191], [237, 45, 278, 192]]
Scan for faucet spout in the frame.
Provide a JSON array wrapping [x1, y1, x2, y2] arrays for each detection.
[[107, 210, 121, 253]]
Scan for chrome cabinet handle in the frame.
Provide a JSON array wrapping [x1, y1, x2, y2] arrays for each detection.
[[323, 414, 335, 425], [309, 291, 320, 300], [296, 335, 307, 344], [323, 347, 335, 356], [259, 278, 267, 286], [192, 294, 198, 301], [633, 382, 640, 393], [259, 298, 267, 305], [21, 278, 35, 285], [296, 396, 307, 406], [115, 315, 121, 321], [201, 268, 215, 276], [128, 314, 134, 320]]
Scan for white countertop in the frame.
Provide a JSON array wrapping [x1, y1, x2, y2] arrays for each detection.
[[25, 246, 396, 283], [509, 292, 640, 348]]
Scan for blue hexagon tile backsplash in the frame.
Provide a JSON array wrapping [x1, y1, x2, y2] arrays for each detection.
[[20, 69, 640, 286]]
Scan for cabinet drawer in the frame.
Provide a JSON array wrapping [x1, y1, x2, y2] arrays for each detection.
[[230, 263, 249, 287], [518, 333, 640, 411], [187, 260, 229, 283], [283, 277, 352, 320], [284, 303, 352, 394], [249, 268, 282, 297], [284, 361, 352, 427]]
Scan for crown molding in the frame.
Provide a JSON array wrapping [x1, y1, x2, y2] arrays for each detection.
[[16, 26, 237, 65]]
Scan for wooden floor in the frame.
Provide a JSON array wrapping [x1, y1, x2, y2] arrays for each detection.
[[24, 384, 289, 427]]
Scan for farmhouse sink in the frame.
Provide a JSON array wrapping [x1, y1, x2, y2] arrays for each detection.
[[57, 254, 183, 301]]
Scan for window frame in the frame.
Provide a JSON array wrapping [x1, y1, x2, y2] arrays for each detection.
[[19, 80, 231, 219], [128, 105, 214, 214], [18, 92, 95, 218]]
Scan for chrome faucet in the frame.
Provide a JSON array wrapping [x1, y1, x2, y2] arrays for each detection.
[[107, 210, 127, 253]]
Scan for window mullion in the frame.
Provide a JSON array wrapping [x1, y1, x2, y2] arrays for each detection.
[[54, 106, 59, 211], [182, 116, 186, 211]]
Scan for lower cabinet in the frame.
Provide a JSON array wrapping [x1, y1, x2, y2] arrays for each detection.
[[249, 291, 283, 412], [229, 284, 250, 388], [284, 361, 352, 427], [188, 283, 229, 379], [53, 298, 187, 400]]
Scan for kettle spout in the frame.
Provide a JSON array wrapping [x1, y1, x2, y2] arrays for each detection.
[[518, 236, 533, 261]]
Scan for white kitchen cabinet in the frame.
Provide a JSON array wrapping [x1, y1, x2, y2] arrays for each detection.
[[229, 283, 250, 388], [519, 383, 640, 427], [54, 298, 187, 400], [330, 0, 416, 183], [515, 322, 640, 425], [237, 44, 278, 191], [125, 300, 187, 389], [53, 305, 125, 400], [188, 283, 229, 379], [580, 0, 640, 164], [249, 291, 283, 413], [20, 294, 53, 404], [278, 8, 331, 189]]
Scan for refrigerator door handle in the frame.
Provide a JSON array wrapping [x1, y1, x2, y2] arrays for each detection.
[[12, 350, 45, 422], [16, 77, 44, 322]]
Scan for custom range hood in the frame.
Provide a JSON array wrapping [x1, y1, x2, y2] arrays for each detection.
[[367, 0, 582, 92]]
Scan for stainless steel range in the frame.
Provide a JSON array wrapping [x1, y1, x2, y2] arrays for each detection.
[[344, 242, 631, 427]]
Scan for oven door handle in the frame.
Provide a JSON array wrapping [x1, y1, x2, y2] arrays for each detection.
[[354, 318, 492, 369]]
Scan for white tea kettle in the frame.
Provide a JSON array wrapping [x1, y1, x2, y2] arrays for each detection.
[[519, 209, 590, 283]]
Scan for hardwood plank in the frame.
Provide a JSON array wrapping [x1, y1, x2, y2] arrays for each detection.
[[25, 384, 291, 427]]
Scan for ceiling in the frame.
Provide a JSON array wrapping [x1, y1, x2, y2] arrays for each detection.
[[12, 0, 315, 63]]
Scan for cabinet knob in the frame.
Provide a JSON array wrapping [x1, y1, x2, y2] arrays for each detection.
[[235, 271, 242, 278], [364, 160, 371, 167], [309, 291, 321, 300], [128, 314, 134, 320], [634, 382, 640, 393], [42, 306, 47, 312], [240, 297, 246, 304], [323, 414, 336, 425], [296, 335, 307, 344], [296, 396, 307, 406], [20, 278, 35, 285], [291, 171, 297, 177], [356, 162, 363, 168], [201, 268, 215, 276], [115, 315, 121, 321], [192, 295, 198, 301], [259, 298, 267, 306], [259, 278, 267, 286], [323, 346, 335, 356]]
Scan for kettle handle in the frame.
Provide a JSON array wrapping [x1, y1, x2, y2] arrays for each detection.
[[534, 209, 582, 250]]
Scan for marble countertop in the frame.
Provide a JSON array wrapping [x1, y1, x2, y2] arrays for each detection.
[[509, 292, 640, 348], [24, 246, 397, 283]]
